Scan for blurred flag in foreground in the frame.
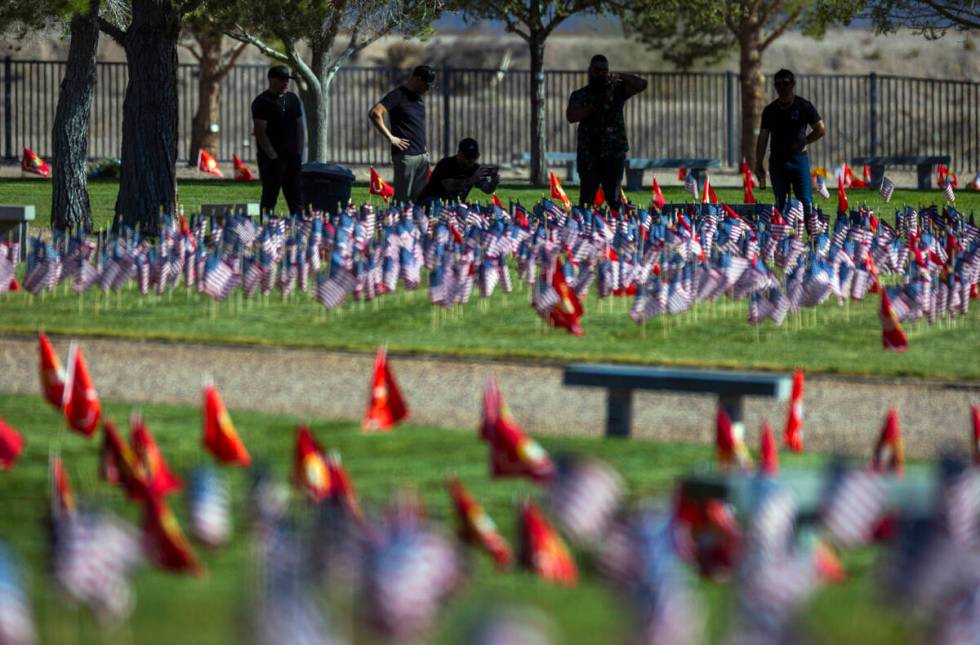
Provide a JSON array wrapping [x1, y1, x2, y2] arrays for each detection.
[[363, 347, 409, 431]]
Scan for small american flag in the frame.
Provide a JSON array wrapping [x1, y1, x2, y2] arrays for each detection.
[[315, 269, 354, 309], [0, 543, 36, 645], [683, 173, 699, 201], [202, 255, 235, 300], [187, 466, 231, 548], [944, 178, 956, 204], [820, 466, 887, 548], [879, 176, 896, 203]]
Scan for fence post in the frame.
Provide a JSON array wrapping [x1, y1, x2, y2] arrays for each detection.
[[442, 63, 451, 159], [725, 71, 735, 167], [3, 56, 12, 162], [868, 72, 878, 157]]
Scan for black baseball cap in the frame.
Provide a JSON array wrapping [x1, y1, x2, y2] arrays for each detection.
[[458, 138, 480, 160], [412, 65, 437, 85], [268, 65, 298, 80]]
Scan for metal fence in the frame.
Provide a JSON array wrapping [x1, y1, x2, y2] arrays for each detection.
[[2, 56, 979, 173]]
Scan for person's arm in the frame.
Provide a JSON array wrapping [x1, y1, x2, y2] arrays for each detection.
[[566, 91, 594, 124], [253, 119, 279, 160], [755, 128, 770, 190], [616, 73, 648, 99], [368, 102, 410, 151], [805, 119, 826, 149]]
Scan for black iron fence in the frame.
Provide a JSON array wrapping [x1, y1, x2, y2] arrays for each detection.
[[2, 57, 978, 173]]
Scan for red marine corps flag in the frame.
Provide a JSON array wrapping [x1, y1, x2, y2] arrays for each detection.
[[447, 477, 512, 568], [196, 149, 223, 177], [879, 290, 909, 352], [202, 384, 251, 466], [651, 176, 666, 211], [549, 172, 571, 210], [363, 347, 408, 431], [21, 147, 50, 178], [38, 332, 65, 410], [369, 167, 395, 202], [0, 417, 24, 470], [63, 344, 101, 438], [518, 500, 577, 586], [131, 413, 182, 498], [784, 370, 804, 452], [294, 425, 332, 502], [232, 154, 255, 182], [481, 376, 554, 483], [142, 496, 203, 576], [758, 421, 778, 476], [870, 408, 904, 476], [547, 259, 584, 336], [715, 406, 753, 470]]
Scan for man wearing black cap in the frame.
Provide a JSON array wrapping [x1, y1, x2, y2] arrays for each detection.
[[251, 65, 305, 215], [369, 65, 436, 203], [416, 138, 499, 204], [566, 55, 647, 211]]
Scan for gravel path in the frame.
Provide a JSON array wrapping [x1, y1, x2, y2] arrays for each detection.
[[1, 334, 978, 459]]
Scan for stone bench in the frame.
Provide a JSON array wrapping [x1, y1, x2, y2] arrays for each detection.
[[625, 158, 722, 192], [0, 205, 35, 261]]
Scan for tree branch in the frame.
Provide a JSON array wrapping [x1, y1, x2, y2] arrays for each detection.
[[760, 5, 802, 50], [758, 0, 785, 29], [217, 41, 249, 77], [97, 16, 126, 45], [921, 0, 980, 29], [227, 27, 289, 63], [500, 13, 531, 41], [181, 42, 203, 61]]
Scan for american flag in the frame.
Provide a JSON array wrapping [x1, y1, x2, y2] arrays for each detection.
[[944, 178, 956, 204], [683, 173, 699, 201], [0, 543, 36, 645], [820, 465, 887, 548], [0, 254, 14, 296], [202, 255, 235, 301], [315, 268, 354, 309], [187, 466, 231, 548], [879, 175, 896, 202]]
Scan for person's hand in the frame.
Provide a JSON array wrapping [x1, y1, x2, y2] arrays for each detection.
[[389, 135, 410, 151], [755, 163, 766, 190]]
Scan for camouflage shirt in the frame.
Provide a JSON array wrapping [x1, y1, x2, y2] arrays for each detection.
[[568, 82, 630, 163]]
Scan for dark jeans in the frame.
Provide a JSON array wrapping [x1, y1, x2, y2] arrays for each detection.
[[578, 154, 626, 211], [769, 153, 812, 219], [257, 153, 303, 215]]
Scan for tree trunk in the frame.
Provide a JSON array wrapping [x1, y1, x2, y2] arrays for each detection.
[[738, 17, 765, 169], [114, 0, 181, 235], [51, 2, 99, 232], [187, 31, 223, 164], [297, 46, 331, 163], [528, 35, 547, 186]]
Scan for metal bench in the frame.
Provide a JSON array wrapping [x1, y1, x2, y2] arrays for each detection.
[[625, 158, 722, 192], [0, 205, 35, 261], [514, 152, 579, 184], [563, 363, 791, 438], [850, 154, 950, 190], [199, 203, 261, 220]]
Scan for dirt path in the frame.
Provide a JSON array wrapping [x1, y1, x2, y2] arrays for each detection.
[[1, 334, 977, 459]]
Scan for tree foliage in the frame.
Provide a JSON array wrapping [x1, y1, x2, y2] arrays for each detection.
[[867, 0, 980, 37]]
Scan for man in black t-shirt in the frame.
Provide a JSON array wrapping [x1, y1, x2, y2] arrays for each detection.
[[755, 69, 826, 219], [369, 65, 435, 204], [416, 138, 499, 204], [566, 55, 647, 212], [251, 65, 306, 215]]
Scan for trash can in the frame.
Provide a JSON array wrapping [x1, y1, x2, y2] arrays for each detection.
[[300, 162, 355, 215]]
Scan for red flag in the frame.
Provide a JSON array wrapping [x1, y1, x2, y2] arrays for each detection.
[[196, 149, 222, 177], [63, 344, 101, 437], [716, 406, 753, 470], [759, 421, 778, 476], [870, 408, 904, 476], [547, 259, 584, 336], [518, 500, 577, 586], [202, 384, 251, 466], [21, 147, 50, 178], [131, 413, 182, 498], [38, 331, 65, 410], [50, 454, 76, 517], [481, 376, 554, 483], [651, 176, 666, 211], [677, 167, 687, 181], [8, 277, 19, 292], [294, 425, 333, 502], [972, 404, 980, 466], [593, 185, 606, 208], [448, 477, 512, 568], [879, 290, 909, 352], [491, 193, 504, 209], [0, 418, 24, 470], [549, 172, 571, 210], [100, 419, 149, 501], [743, 170, 756, 204], [369, 167, 395, 202], [326, 452, 363, 520], [363, 347, 409, 431], [232, 153, 255, 182], [701, 174, 718, 204], [784, 370, 804, 452], [142, 496, 203, 575], [837, 175, 848, 214], [740, 159, 757, 188]]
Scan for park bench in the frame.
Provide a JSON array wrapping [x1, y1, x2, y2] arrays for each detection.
[[0, 205, 35, 261], [199, 203, 261, 220], [850, 155, 950, 191], [625, 158, 722, 192], [563, 363, 791, 438], [514, 152, 580, 184]]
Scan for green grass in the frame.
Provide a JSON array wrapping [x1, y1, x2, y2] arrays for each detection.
[[1, 179, 978, 382], [1, 178, 977, 231], [0, 391, 914, 644]]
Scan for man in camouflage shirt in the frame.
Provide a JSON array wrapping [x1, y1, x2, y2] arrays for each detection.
[[566, 55, 647, 212]]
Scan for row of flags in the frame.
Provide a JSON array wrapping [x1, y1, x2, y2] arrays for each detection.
[[4, 333, 980, 642], [18, 147, 256, 182]]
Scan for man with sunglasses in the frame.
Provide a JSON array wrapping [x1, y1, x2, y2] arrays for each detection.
[[251, 65, 306, 215], [369, 65, 436, 204], [755, 69, 826, 219]]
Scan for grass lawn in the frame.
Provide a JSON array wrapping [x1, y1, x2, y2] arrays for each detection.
[[0, 391, 914, 644], [0, 179, 977, 382]]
